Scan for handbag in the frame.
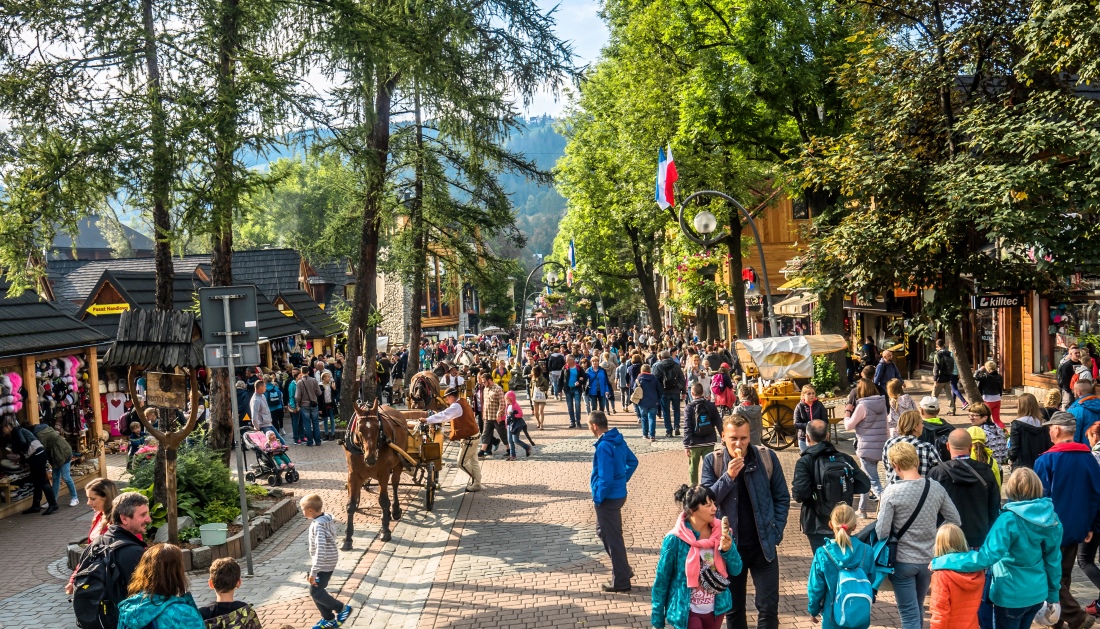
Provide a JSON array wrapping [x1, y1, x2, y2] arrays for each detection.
[[630, 385, 645, 404], [532, 388, 547, 402], [699, 561, 729, 595], [883, 479, 929, 568]]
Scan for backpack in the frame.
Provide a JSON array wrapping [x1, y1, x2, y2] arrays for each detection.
[[265, 386, 282, 407], [712, 444, 773, 481], [72, 538, 142, 629], [933, 350, 954, 379], [695, 403, 713, 431], [711, 374, 727, 396], [31, 424, 72, 469], [660, 364, 680, 391], [812, 453, 857, 522], [826, 545, 874, 629]]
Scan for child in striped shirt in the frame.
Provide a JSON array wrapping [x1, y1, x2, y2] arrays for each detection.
[[300, 494, 352, 628]]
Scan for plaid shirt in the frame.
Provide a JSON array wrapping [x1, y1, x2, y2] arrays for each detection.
[[881, 435, 941, 483], [482, 383, 505, 422]]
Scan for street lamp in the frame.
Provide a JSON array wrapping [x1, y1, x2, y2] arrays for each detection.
[[517, 260, 566, 399], [677, 190, 779, 337]]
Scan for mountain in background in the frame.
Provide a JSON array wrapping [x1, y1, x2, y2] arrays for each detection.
[[499, 116, 567, 262]]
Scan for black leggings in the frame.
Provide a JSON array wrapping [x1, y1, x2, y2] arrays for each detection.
[[29, 451, 57, 509], [1078, 533, 1100, 595]]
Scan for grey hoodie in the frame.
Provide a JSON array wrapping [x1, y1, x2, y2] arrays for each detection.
[[308, 513, 340, 578]]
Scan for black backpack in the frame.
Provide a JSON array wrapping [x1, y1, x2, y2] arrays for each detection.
[[934, 350, 954, 379], [72, 538, 141, 629], [812, 453, 857, 521], [660, 364, 680, 391]]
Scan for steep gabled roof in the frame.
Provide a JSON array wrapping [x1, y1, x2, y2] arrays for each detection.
[[232, 249, 302, 298], [48, 255, 208, 304], [276, 289, 344, 338], [101, 309, 204, 368], [77, 270, 206, 339], [0, 280, 110, 358]]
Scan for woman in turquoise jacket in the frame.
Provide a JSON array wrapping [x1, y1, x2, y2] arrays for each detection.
[[117, 544, 206, 629], [930, 467, 1062, 629], [652, 484, 742, 629]]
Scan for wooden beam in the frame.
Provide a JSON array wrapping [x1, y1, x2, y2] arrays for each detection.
[[87, 346, 106, 479], [21, 355, 39, 425]]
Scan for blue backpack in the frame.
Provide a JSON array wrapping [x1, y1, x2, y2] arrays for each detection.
[[826, 545, 873, 629]]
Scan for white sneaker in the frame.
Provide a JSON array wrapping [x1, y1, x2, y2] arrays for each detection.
[[69, 497, 80, 507]]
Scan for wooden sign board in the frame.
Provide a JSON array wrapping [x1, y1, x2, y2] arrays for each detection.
[[146, 371, 187, 408]]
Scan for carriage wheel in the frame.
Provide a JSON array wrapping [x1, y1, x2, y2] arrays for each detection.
[[761, 404, 796, 451], [425, 462, 437, 512]]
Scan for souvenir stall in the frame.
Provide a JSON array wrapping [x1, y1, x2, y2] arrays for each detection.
[[0, 283, 110, 518]]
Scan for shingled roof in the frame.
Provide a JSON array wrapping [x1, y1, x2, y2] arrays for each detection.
[[48, 255, 207, 305], [101, 309, 204, 368], [0, 280, 109, 359], [232, 249, 302, 298], [277, 289, 344, 338]]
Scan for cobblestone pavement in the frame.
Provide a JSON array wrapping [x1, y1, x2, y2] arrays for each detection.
[[5, 387, 1100, 628]]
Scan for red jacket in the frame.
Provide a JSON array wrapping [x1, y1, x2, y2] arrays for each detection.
[[930, 568, 985, 629]]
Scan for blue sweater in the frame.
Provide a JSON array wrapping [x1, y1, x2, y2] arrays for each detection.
[[1070, 396, 1100, 444], [1033, 442, 1100, 545], [652, 526, 743, 629], [635, 373, 662, 409], [118, 593, 205, 629], [590, 428, 638, 504]]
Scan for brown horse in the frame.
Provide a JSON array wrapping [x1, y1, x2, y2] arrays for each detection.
[[342, 400, 406, 548], [406, 371, 445, 412]]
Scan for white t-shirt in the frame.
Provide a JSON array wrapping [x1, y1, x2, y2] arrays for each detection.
[[689, 549, 717, 614]]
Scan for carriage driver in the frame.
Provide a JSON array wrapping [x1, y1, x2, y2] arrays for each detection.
[[423, 386, 482, 492]]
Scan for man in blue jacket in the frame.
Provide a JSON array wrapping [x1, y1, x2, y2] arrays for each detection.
[[701, 414, 790, 629], [873, 349, 902, 395], [1034, 411, 1100, 629], [589, 411, 638, 593], [1068, 376, 1100, 444]]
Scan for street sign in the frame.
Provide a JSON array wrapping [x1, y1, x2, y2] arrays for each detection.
[[198, 286, 259, 346], [146, 371, 187, 408], [203, 343, 261, 368], [972, 294, 1025, 309]]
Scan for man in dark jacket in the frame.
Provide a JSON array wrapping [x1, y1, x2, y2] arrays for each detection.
[[1034, 411, 1100, 629], [791, 420, 870, 552], [1058, 346, 1082, 408], [702, 414, 790, 629], [873, 349, 902, 394], [652, 350, 686, 437], [72, 492, 150, 626], [927, 429, 1000, 548], [589, 411, 638, 593], [683, 383, 721, 484]]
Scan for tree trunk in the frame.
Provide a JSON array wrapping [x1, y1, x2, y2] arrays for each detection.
[[946, 318, 981, 402], [141, 0, 173, 311], [624, 226, 661, 329], [341, 71, 399, 421], [407, 87, 426, 378], [206, 0, 240, 460], [819, 290, 849, 389]]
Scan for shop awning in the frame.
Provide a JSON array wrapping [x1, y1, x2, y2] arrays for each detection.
[[778, 277, 806, 291], [0, 280, 109, 359], [774, 291, 818, 316]]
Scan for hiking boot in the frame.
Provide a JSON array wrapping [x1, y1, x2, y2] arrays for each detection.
[[466, 484, 482, 492]]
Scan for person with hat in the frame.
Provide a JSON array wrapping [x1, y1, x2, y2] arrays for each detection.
[[1069, 374, 1100, 444], [423, 386, 482, 492], [918, 395, 953, 462], [1034, 410, 1100, 629]]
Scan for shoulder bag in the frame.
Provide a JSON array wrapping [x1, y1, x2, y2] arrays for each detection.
[[884, 479, 929, 568]]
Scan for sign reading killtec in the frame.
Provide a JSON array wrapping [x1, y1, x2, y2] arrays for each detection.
[[972, 294, 1025, 309]]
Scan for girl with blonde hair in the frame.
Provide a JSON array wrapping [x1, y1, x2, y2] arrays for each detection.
[[886, 379, 917, 438], [807, 504, 875, 628], [929, 523, 984, 629]]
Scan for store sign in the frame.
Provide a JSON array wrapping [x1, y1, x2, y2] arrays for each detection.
[[146, 371, 187, 408], [972, 294, 1025, 309], [279, 306, 295, 317], [86, 303, 131, 316]]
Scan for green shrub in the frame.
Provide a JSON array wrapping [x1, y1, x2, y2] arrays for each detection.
[[179, 526, 201, 542], [126, 435, 239, 525], [245, 483, 269, 498], [811, 355, 840, 395], [201, 499, 241, 525]]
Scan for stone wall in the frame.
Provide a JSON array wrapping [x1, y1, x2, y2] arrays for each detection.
[[378, 272, 410, 346]]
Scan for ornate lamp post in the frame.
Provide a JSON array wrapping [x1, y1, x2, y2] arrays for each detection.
[[677, 190, 778, 337]]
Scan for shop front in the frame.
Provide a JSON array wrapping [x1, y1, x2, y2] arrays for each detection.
[[1020, 282, 1100, 394], [844, 292, 922, 377], [0, 283, 109, 518]]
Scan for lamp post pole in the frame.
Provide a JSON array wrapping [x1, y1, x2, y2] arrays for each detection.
[[517, 260, 566, 399], [677, 190, 778, 337]]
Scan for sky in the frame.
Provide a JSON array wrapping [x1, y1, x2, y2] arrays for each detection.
[[524, 0, 609, 117]]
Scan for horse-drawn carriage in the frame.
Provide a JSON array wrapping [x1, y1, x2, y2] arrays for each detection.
[[732, 334, 847, 451]]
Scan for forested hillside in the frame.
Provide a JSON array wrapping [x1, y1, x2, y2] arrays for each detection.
[[502, 116, 567, 261]]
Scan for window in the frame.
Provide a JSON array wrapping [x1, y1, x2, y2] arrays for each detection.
[[792, 198, 809, 221]]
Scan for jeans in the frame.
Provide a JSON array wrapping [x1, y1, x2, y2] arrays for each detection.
[[51, 460, 76, 501], [1057, 543, 1087, 629], [858, 457, 882, 513], [29, 452, 57, 510], [301, 405, 321, 446], [271, 407, 284, 431], [290, 410, 303, 442], [1078, 532, 1100, 594], [322, 406, 336, 435], [309, 570, 344, 620], [639, 405, 658, 439], [798, 436, 808, 453], [661, 393, 682, 433], [950, 374, 967, 407], [620, 388, 631, 409], [551, 371, 563, 396], [726, 542, 779, 629], [607, 392, 616, 412], [890, 561, 932, 629], [594, 497, 632, 589], [507, 427, 530, 458], [589, 394, 608, 413], [565, 389, 583, 426]]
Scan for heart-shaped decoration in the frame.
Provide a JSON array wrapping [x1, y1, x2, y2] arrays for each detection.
[[110, 398, 122, 408]]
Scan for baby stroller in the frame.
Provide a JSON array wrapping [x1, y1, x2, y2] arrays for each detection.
[[240, 428, 299, 485]]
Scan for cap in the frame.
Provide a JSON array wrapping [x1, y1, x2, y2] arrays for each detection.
[[1043, 410, 1077, 428], [721, 362, 730, 369], [919, 396, 939, 411], [966, 426, 987, 443], [443, 386, 461, 398]]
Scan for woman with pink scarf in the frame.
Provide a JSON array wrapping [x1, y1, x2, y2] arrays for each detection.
[[652, 485, 742, 629]]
